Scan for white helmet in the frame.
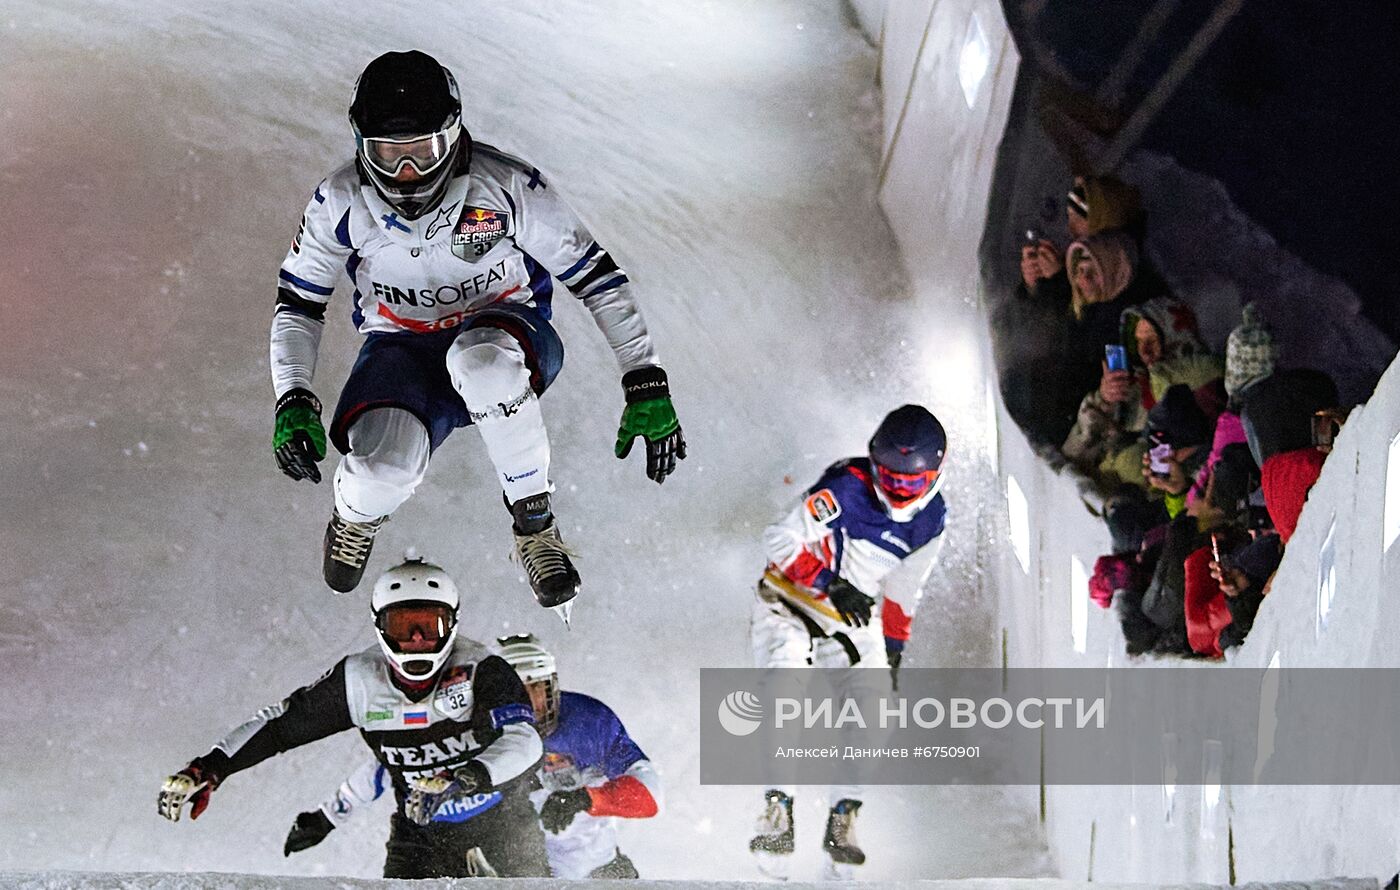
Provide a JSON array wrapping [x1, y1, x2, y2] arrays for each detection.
[[496, 633, 560, 735], [372, 558, 460, 681]]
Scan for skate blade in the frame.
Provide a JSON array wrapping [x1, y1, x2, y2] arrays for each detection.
[[821, 857, 857, 882], [550, 600, 574, 627], [751, 850, 793, 881]]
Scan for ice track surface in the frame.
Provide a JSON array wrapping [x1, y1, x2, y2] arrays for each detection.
[[0, 877, 1382, 890], [0, 0, 1051, 882]]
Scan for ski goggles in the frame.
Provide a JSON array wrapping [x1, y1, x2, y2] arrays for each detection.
[[358, 124, 459, 179], [376, 601, 456, 653], [874, 464, 940, 507]]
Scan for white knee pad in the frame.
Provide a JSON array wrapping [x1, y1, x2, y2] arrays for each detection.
[[446, 326, 533, 417], [447, 326, 550, 503], [334, 407, 430, 522]]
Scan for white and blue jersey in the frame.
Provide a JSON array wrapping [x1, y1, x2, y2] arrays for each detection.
[[323, 690, 660, 878], [763, 458, 946, 644], [270, 143, 659, 399]]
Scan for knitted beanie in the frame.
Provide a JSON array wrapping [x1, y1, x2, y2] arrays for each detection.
[[1225, 303, 1277, 397]]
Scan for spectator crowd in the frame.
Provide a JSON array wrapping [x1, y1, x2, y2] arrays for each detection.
[[1001, 174, 1348, 660]]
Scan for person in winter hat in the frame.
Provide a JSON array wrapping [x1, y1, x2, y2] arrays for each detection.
[[1261, 447, 1328, 544], [1240, 368, 1339, 468], [1140, 384, 1213, 516], [1067, 231, 1138, 320], [1224, 303, 1277, 400], [1061, 296, 1222, 489]]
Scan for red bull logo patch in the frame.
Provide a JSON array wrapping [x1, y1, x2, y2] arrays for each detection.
[[453, 206, 509, 260]]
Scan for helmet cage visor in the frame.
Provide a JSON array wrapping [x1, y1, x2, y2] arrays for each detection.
[[358, 123, 459, 180], [524, 674, 560, 734], [874, 463, 940, 508], [375, 601, 457, 655]]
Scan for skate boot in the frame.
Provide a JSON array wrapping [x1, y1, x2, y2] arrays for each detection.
[[822, 799, 866, 866], [749, 789, 794, 878], [509, 493, 580, 616], [322, 511, 386, 593]]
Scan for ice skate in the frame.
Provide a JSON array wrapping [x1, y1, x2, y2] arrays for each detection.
[[822, 799, 865, 866], [509, 493, 580, 610], [749, 789, 794, 879], [322, 511, 386, 593]]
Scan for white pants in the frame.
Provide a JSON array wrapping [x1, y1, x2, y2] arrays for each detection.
[[750, 583, 890, 806], [334, 326, 552, 523]]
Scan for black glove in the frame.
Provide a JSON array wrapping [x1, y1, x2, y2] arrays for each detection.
[[886, 641, 903, 691], [284, 809, 335, 855], [540, 787, 593, 833], [273, 387, 327, 483], [615, 366, 687, 484], [825, 577, 875, 628]]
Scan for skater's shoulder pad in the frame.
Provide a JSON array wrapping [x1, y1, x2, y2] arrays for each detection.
[[559, 691, 618, 724], [445, 635, 494, 666], [472, 142, 539, 176], [810, 458, 880, 510], [315, 160, 362, 204]]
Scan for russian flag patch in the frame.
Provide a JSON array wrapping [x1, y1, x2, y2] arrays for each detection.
[[404, 711, 429, 726]]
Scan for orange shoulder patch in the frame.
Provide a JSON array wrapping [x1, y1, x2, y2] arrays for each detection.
[[805, 489, 841, 523]]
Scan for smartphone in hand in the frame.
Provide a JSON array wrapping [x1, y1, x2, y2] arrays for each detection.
[[1105, 344, 1129, 372], [1148, 442, 1173, 477], [1210, 531, 1234, 573]]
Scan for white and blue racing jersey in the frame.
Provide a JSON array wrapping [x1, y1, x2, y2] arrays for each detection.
[[764, 458, 946, 643], [271, 144, 659, 397]]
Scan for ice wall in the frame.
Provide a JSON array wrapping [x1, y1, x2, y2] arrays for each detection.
[[864, 0, 1400, 883]]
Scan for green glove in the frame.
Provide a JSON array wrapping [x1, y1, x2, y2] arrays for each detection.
[[273, 387, 327, 483], [615, 366, 686, 484]]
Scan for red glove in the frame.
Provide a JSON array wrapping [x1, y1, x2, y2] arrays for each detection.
[[158, 758, 220, 822]]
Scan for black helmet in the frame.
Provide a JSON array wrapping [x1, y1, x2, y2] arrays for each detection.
[[868, 405, 947, 515], [349, 50, 467, 220]]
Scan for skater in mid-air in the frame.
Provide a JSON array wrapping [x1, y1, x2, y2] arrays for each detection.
[[269, 50, 685, 614], [286, 633, 662, 878], [748, 405, 948, 877], [158, 558, 551, 878]]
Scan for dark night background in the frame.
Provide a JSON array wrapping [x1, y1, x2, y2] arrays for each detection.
[[1005, 0, 1400, 341]]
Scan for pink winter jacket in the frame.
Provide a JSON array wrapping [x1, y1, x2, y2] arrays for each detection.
[[1187, 411, 1247, 509]]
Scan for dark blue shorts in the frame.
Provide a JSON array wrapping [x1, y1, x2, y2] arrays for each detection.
[[330, 303, 563, 454]]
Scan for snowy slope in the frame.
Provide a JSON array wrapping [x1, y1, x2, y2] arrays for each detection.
[[0, 0, 1050, 883]]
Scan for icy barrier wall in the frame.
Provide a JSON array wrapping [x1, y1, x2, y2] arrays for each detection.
[[859, 0, 1400, 884]]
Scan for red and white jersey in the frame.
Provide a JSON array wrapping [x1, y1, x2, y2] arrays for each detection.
[[271, 143, 657, 397], [763, 458, 945, 642]]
